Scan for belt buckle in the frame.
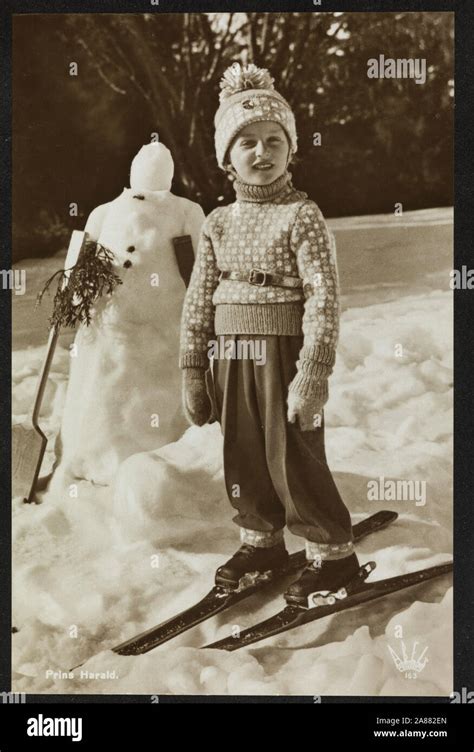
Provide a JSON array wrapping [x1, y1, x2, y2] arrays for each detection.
[[249, 268, 268, 286]]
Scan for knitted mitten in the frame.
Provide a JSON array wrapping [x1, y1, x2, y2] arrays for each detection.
[[287, 354, 333, 430], [182, 368, 213, 426], [287, 383, 328, 430]]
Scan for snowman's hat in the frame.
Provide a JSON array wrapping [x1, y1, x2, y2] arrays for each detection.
[[130, 142, 174, 192]]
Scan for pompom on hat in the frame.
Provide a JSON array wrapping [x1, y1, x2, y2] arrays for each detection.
[[214, 62, 298, 170]]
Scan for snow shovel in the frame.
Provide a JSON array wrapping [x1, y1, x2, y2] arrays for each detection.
[[12, 230, 88, 503]]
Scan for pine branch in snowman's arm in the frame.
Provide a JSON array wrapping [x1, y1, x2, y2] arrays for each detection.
[[36, 240, 123, 329]]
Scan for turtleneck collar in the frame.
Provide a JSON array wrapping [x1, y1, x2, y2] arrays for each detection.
[[233, 170, 295, 203]]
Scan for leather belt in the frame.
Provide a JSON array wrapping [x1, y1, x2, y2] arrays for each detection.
[[218, 268, 303, 289]]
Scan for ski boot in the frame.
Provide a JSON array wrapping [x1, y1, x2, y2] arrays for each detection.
[[284, 552, 363, 608], [215, 541, 290, 592]]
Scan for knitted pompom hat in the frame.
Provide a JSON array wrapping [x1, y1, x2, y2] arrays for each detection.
[[214, 62, 298, 169]]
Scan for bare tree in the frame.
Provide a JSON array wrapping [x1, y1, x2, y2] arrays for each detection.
[[61, 13, 250, 200]]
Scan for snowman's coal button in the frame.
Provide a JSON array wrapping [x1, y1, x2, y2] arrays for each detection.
[[127, 245, 135, 253], [133, 194, 145, 200], [123, 260, 132, 268]]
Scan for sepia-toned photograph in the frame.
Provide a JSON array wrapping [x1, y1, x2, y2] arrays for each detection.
[[10, 9, 454, 699]]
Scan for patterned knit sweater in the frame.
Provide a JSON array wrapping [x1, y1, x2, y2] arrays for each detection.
[[179, 170, 340, 399]]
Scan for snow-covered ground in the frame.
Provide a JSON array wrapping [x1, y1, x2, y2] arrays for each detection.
[[11, 208, 453, 696]]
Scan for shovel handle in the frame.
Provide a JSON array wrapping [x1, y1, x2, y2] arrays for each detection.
[[31, 324, 61, 427], [30, 230, 88, 427]]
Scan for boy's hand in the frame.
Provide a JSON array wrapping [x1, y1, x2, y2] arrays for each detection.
[[182, 368, 213, 426], [287, 384, 328, 431]]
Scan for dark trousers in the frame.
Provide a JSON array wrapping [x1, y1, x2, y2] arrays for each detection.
[[210, 335, 354, 546]]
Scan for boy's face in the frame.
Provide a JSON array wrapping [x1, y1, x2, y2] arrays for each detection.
[[227, 121, 290, 185]]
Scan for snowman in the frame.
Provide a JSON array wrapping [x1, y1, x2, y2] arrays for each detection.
[[51, 142, 205, 488]]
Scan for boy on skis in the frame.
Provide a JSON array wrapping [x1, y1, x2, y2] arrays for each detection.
[[179, 62, 360, 606]]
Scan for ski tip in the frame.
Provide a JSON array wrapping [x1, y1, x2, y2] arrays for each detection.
[[376, 510, 399, 524]]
